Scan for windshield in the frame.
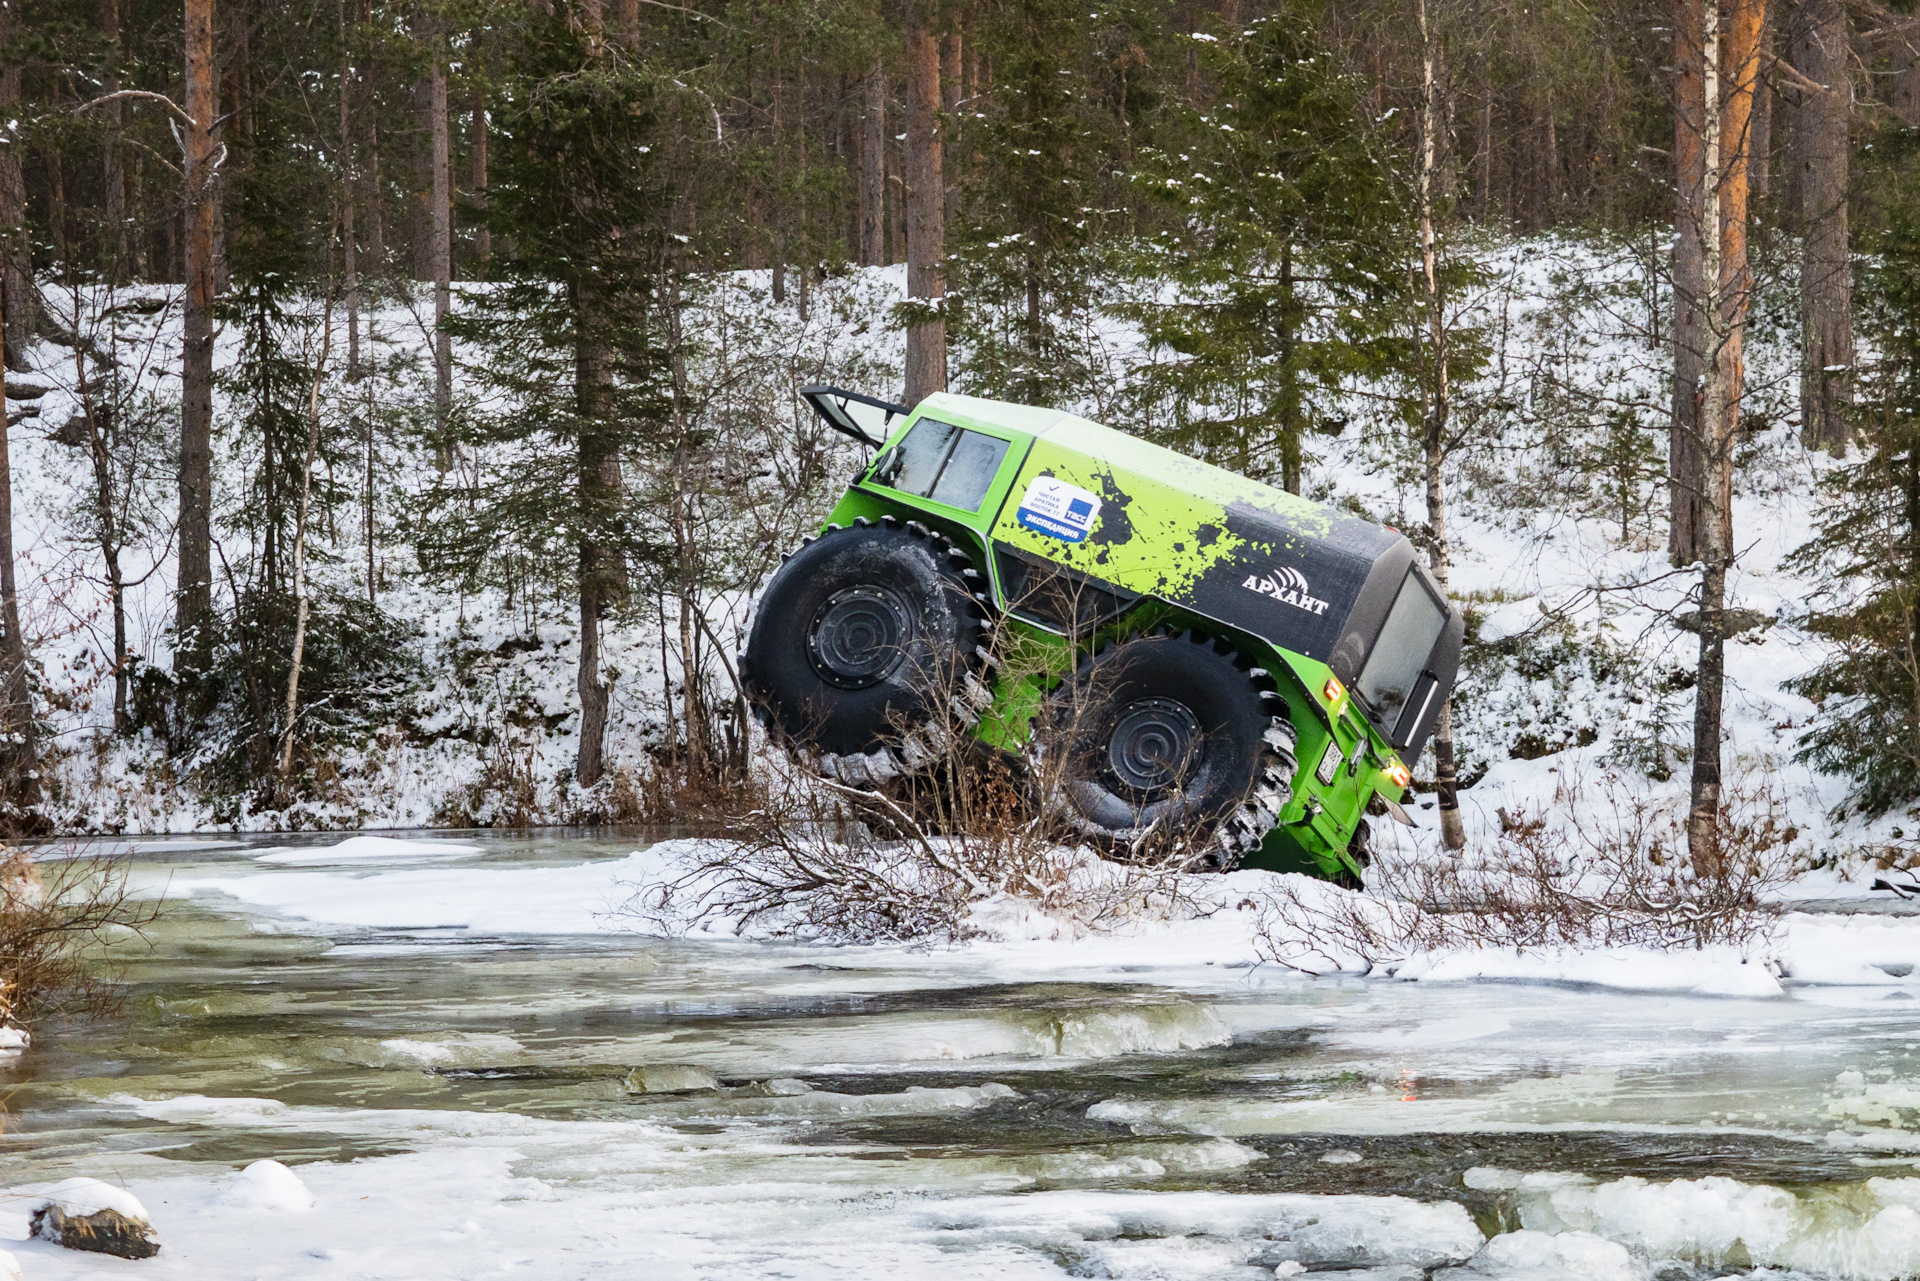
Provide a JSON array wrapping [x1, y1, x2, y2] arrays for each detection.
[[1355, 568, 1447, 732]]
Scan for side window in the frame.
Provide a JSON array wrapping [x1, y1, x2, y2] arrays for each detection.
[[929, 431, 1010, 510], [872, 419, 1010, 513], [883, 420, 957, 495]]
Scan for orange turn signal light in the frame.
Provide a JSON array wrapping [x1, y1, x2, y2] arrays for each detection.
[[1387, 760, 1411, 788], [1323, 677, 1344, 703]]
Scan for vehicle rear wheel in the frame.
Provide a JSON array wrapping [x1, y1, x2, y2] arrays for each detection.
[[741, 518, 993, 784], [1033, 629, 1298, 867]]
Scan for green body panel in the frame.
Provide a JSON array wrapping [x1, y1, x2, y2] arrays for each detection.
[[819, 392, 1435, 882]]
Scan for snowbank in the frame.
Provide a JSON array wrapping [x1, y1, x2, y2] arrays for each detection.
[[214, 1161, 314, 1213]]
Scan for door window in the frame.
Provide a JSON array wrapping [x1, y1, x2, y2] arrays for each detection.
[[873, 419, 1010, 513]]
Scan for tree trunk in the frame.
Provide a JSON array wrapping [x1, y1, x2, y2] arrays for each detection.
[[366, 117, 386, 272], [178, 0, 218, 665], [279, 296, 335, 781], [0, 46, 30, 368], [576, 588, 608, 788], [574, 302, 621, 788], [1896, 17, 1920, 125], [411, 78, 433, 282], [340, 0, 359, 376], [903, 4, 947, 403], [942, 26, 962, 230], [888, 124, 907, 268], [1417, 0, 1465, 852], [1686, 0, 1763, 876], [1476, 53, 1492, 222], [1793, 0, 1851, 454], [673, 442, 706, 781], [470, 89, 490, 264], [101, 0, 126, 286], [1670, 0, 1708, 565], [1753, 0, 1776, 208], [0, 90, 36, 825], [1277, 241, 1300, 494], [71, 341, 128, 734], [0, 297, 37, 825], [431, 44, 452, 443], [860, 63, 885, 267]]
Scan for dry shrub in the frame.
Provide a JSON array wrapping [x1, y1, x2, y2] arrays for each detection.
[[1256, 773, 1804, 971], [1, 844, 159, 1024], [629, 582, 1286, 944], [623, 747, 1206, 944]]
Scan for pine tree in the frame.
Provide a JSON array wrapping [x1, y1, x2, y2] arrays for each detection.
[[1788, 216, 1920, 816], [946, 0, 1136, 406], [430, 1, 679, 790], [1128, 8, 1407, 494]]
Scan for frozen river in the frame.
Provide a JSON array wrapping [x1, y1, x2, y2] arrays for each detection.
[[10, 832, 1920, 1279]]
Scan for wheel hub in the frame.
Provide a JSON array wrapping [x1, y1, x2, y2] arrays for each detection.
[[1106, 697, 1203, 794], [807, 585, 913, 689]]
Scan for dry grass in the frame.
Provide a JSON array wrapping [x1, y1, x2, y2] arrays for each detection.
[[1, 843, 159, 1025], [621, 747, 1207, 944], [1255, 773, 1805, 971]]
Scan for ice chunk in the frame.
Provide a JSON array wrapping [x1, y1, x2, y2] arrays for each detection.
[[364, 1033, 526, 1069], [1042, 1003, 1232, 1057], [624, 1064, 720, 1094], [1440, 1230, 1645, 1280], [763, 1078, 814, 1095], [929, 1190, 1483, 1273], [254, 835, 481, 865], [1474, 1167, 1920, 1276], [217, 1160, 315, 1212]]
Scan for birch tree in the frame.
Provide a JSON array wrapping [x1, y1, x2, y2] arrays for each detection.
[[1673, 0, 1764, 872], [1416, 0, 1464, 851]]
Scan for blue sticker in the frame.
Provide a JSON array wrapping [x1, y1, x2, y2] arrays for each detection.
[[1017, 476, 1104, 543]]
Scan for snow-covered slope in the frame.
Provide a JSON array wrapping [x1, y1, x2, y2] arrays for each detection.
[[9, 236, 1894, 879]]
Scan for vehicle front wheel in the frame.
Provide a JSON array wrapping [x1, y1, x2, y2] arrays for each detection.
[[741, 518, 993, 783]]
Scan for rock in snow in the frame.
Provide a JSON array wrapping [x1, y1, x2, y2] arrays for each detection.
[[217, 1160, 315, 1212], [624, 1064, 719, 1094], [29, 1176, 160, 1258]]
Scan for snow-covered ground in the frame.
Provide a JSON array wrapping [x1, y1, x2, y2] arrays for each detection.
[[9, 834, 1920, 1278], [10, 232, 1898, 880]]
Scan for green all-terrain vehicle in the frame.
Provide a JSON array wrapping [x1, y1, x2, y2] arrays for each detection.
[[740, 387, 1464, 883]]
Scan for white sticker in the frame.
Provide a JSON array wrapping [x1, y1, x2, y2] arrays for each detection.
[[1016, 476, 1103, 544]]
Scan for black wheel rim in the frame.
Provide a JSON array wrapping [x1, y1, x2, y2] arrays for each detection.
[[807, 585, 914, 689], [1105, 697, 1204, 795]]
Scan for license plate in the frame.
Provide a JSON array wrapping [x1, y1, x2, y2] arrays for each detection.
[[1315, 739, 1344, 786]]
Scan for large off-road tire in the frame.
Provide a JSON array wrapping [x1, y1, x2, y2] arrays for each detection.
[[1033, 629, 1298, 868], [741, 518, 994, 785]]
